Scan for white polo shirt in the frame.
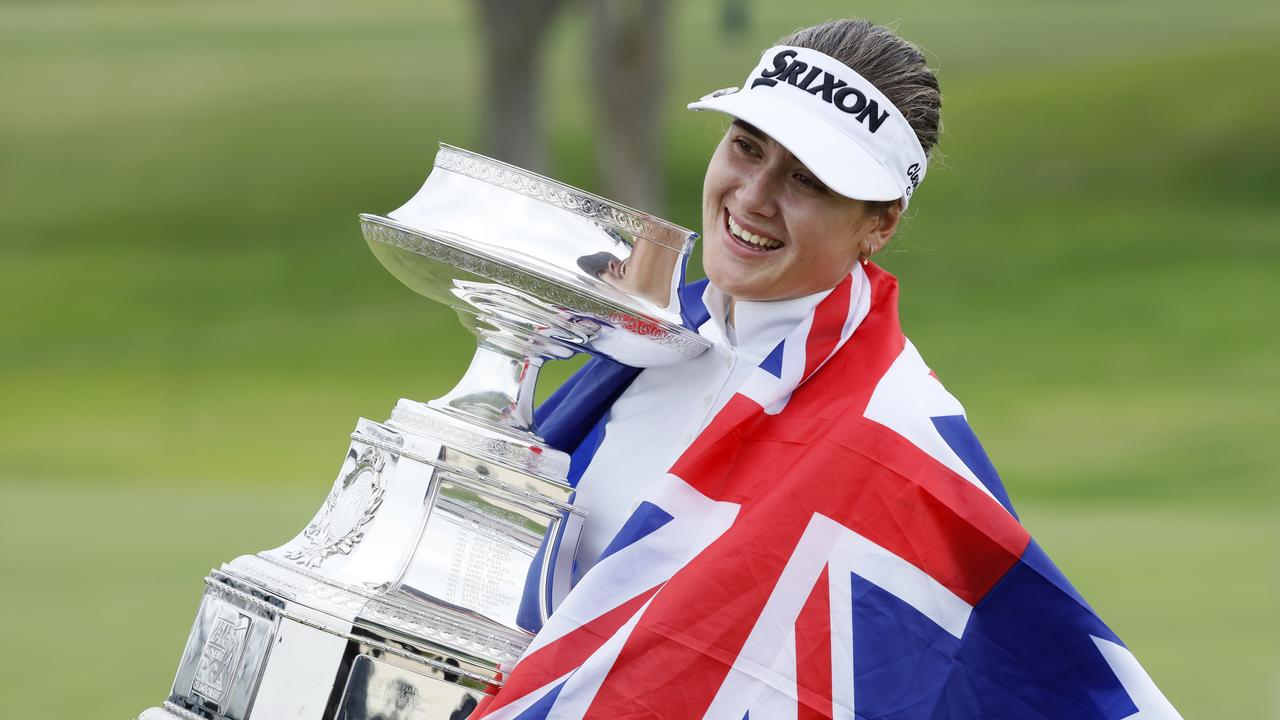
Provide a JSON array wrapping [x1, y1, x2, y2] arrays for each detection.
[[570, 282, 827, 578]]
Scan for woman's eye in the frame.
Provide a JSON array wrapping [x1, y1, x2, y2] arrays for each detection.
[[733, 137, 759, 156], [793, 172, 824, 192]]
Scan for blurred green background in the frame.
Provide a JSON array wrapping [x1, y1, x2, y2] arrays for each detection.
[[2, 0, 1277, 717]]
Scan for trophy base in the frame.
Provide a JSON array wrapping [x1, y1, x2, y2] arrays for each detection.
[[140, 399, 587, 720], [140, 707, 196, 720], [141, 565, 496, 720]]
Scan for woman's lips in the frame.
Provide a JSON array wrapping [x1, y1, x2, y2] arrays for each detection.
[[722, 209, 783, 257]]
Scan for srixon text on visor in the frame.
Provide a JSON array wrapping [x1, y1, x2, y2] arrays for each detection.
[[751, 49, 891, 134]]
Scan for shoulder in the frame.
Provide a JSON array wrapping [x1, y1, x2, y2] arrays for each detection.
[[865, 338, 967, 424], [863, 338, 1018, 516]]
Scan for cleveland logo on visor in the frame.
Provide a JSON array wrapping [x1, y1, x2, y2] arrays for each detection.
[[750, 49, 890, 133]]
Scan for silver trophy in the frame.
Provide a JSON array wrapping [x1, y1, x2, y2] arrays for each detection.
[[139, 144, 709, 720]]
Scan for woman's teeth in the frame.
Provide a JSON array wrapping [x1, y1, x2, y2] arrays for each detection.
[[728, 215, 782, 250]]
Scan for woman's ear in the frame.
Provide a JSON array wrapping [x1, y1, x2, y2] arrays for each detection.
[[862, 203, 902, 256]]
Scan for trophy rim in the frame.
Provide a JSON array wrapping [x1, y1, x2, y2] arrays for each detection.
[[359, 213, 713, 361], [435, 142, 700, 255]]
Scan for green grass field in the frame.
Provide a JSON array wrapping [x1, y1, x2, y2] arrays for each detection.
[[1, 0, 1277, 716]]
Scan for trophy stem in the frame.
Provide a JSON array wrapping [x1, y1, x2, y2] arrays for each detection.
[[428, 341, 543, 436]]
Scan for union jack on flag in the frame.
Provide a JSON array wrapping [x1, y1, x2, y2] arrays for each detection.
[[476, 263, 1181, 719]]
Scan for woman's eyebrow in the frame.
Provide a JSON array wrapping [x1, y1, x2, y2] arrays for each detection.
[[731, 119, 771, 141]]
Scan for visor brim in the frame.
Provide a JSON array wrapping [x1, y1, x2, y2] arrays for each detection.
[[689, 90, 904, 204]]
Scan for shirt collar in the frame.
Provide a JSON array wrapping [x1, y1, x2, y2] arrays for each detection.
[[700, 281, 830, 363]]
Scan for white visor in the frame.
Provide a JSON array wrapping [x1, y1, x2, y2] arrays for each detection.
[[689, 46, 927, 209]]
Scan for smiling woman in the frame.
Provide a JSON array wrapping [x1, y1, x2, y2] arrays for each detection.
[[689, 20, 939, 307], [701, 119, 900, 302], [472, 17, 1183, 720]]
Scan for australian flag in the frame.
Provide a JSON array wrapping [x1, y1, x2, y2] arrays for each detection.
[[474, 263, 1181, 719]]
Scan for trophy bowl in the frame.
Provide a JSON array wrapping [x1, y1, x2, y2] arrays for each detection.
[[140, 144, 709, 720], [362, 143, 709, 436]]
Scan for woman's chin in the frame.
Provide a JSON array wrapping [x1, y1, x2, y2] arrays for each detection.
[[704, 266, 776, 302]]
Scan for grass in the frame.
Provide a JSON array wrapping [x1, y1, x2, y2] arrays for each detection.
[[1, 0, 1277, 716]]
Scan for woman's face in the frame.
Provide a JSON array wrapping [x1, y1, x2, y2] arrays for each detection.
[[700, 121, 896, 302]]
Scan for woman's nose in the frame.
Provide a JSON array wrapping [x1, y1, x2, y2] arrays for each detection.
[[735, 168, 779, 218]]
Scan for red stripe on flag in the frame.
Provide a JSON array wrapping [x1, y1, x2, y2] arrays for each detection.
[[803, 273, 853, 380], [582, 512, 808, 719], [834, 263, 907, 410], [667, 393, 764, 500], [819, 418, 1028, 604], [475, 585, 659, 717], [796, 565, 834, 720]]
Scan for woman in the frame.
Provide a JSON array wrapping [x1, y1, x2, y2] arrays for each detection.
[[479, 19, 1180, 720]]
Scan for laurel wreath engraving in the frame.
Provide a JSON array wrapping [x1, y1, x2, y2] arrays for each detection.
[[285, 446, 387, 568]]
